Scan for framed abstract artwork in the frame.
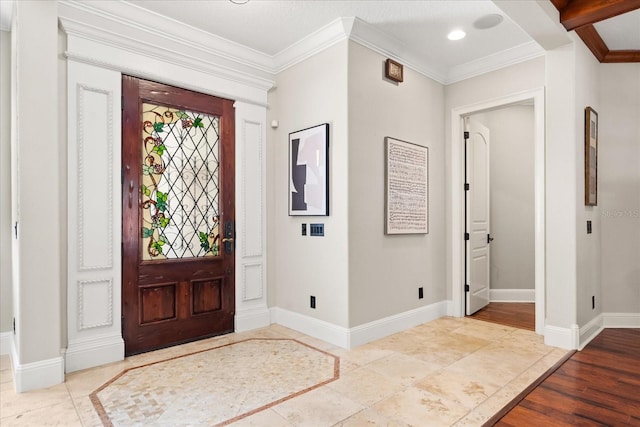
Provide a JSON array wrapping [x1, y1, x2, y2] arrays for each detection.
[[585, 107, 598, 206], [289, 123, 329, 216], [384, 137, 428, 234]]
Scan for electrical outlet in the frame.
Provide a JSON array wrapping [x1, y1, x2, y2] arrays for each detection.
[[418, 287, 424, 299], [310, 295, 316, 309], [587, 220, 592, 234], [302, 224, 307, 236]]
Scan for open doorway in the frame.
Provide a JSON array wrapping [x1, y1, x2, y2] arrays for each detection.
[[465, 105, 536, 331], [450, 88, 545, 334]]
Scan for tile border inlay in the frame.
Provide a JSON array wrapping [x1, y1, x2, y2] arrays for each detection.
[[90, 338, 340, 426]]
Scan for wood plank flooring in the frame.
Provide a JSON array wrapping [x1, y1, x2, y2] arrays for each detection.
[[489, 328, 640, 426], [469, 302, 535, 331]]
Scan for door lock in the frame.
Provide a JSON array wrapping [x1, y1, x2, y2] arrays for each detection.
[[223, 221, 235, 254]]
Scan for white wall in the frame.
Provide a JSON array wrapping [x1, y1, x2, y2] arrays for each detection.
[[0, 30, 12, 336], [599, 63, 640, 315], [12, 0, 64, 390], [268, 41, 350, 328], [544, 42, 578, 333], [473, 106, 535, 292], [347, 41, 445, 326], [574, 39, 602, 328]]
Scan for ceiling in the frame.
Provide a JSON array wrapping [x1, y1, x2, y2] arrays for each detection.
[[126, 0, 539, 80], [550, 0, 640, 62]]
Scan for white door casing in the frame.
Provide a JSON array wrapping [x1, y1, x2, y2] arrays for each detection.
[[62, 10, 272, 372], [450, 88, 545, 334], [466, 119, 491, 315]]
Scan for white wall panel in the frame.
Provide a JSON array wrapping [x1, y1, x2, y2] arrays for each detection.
[[66, 60, 123, 372], [235, 102, 269, 331], [77, 279, 113, 330], [242, 120, 263, 258], [77, 86, 113, 270], [243, 264, 263, 301]]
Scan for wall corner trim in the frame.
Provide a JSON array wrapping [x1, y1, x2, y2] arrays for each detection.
[[270, 301, 449, 351], [235, 306, 271, 332], [489, 289, 535, 302], [544, 324, 578, 350], [601, 312, 640, 328], [65, 334, 124, 373], [12, 348, 65, 393], [578, 314, 603, 350]]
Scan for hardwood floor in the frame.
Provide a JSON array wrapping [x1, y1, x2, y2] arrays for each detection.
[[469, 302, 535, 331], [488, 328, 640, 426]]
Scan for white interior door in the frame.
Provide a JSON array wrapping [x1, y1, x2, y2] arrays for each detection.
[[466, 119, 491, 315]]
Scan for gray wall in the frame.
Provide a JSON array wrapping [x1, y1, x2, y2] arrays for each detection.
[[347, 41, 445, 326], [267, 41, 350, 327], [0, 30, 12, 335], [599, 63, 640, 315], [473, 105, 535, 291]]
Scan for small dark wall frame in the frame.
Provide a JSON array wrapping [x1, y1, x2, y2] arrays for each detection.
[[585, 107, 598, 206], [289, 123, 330, 216], [385, 58, 404, 83]]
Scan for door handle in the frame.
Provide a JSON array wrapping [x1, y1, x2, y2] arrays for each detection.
[[223, 221, 235, 254], [129, 181, 134, 208]]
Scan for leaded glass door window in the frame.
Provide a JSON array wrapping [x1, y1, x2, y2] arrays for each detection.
[[141, 103, 221, 260], [122, 76, 235, 356]]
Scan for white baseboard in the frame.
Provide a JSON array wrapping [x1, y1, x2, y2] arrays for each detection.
[[12, 344, 64, 393], [601, 312, 640, 328], [235, 306, 271, 332], [578, 314, 603, 350], [270, 307, 350, 349], [0, 331, 13, 355], [544, 324, 579, 350], [65, 333, 124, 373], [489, 289, 535, 302], [348, 301, 449, 348], [271, 301, 449, 350]]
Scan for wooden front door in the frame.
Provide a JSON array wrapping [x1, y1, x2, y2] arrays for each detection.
[[122, 76, 235, 355]]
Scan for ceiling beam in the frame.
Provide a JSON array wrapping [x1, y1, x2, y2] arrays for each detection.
[[575, 25, 608, 61], [558, 0, 640, 31]]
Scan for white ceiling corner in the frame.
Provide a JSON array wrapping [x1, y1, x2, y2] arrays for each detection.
[[0, 0, 14, 32]]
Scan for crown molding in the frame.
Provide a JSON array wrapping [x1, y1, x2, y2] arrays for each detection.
[[59, 1, 275, 80], [445, 41, 545, 85], [0, 0, 14, 32], [58, 0, 548, 88], [349, 17, 448, 84], [273, 17, 354, 73]]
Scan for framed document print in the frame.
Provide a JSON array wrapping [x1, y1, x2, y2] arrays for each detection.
[[385, 137, 428, 234], [585, 107, 598, 206]]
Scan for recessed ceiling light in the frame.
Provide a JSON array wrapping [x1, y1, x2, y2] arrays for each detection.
[[447, 30, 466, 41], [473, 14, 504, 30], [229, 0, 249, 4]]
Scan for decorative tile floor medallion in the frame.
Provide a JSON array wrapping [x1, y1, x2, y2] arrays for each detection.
[[90, 339, 340, 426]]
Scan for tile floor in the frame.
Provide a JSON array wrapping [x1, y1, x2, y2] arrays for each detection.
[[0, 317, 568, 426]]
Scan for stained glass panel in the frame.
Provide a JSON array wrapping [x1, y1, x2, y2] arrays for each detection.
[[141, 103, 220, 260]]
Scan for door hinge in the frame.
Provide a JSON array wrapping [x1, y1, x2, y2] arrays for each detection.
[[13, 318, 16, 335], [464, 183, 470, 191], [464, 232, 470, 241], [121, 95, 124, 111], [121, 315, 125, 337], [464, 131, 469, 139], [487, 234, 494, 244], [465, 284, 470, 292]]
